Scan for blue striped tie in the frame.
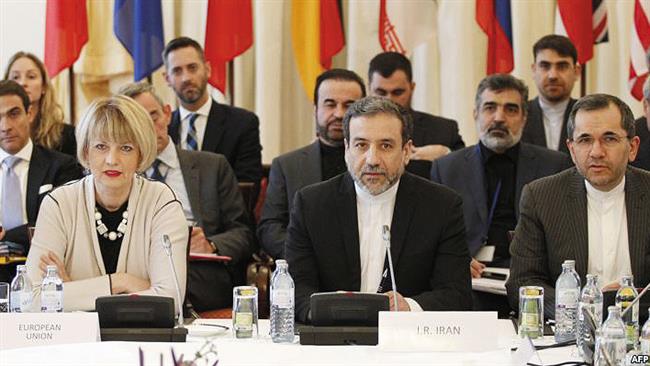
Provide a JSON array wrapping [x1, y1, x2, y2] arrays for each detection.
[[149, 159, 166, 182], [186, 113, 199, 150], [2, 156, 24, 230]]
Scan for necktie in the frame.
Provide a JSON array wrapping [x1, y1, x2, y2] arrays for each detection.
[[149, 159, 166, 182], [186, 113, 199, 150], [2, 156, 24, 230]]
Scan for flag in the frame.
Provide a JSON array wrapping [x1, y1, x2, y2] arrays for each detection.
[[44, 0, 88, 77], [291, 0, 345, 98], [555, 0, 609, 64], [592, 0, 608, 44], [379, 0, 435, 56], [629, 0, 650, 101], [204, 0, 254, 94], [476, 0, 513, 74], [114, 0, 165, 81]]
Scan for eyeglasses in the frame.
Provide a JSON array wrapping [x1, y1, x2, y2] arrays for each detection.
[[570, 134, 630, 149]]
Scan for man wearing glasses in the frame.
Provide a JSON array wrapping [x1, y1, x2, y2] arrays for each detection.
[[506, 94, 650, 319]]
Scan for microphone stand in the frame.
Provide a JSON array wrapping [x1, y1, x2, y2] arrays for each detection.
[[382, 225, 398, 312], [163, 234, 184, 328]]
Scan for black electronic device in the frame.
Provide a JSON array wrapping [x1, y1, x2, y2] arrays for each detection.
[[299, 292, 389, 345], [96, 295, 187, 342]]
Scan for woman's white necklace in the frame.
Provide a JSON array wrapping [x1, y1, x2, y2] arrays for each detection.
[[94, 207, 128, 241]]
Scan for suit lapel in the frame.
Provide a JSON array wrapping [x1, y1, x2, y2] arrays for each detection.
[[558, 99, 576, 154], [390, 175, 416, 269], [169, 110, 181, 144], [527, 98, 548, 147], [465, 146, 488, 226], [515, 144, 538, 217], [566, 169, 589, 278], [335, 174, 361, 290], [624, 169, 647, 284], [26, 147, 47, 223], [300, 141, 322, 187], [201, 101, 226, 153], [177, 148, 201, 225]]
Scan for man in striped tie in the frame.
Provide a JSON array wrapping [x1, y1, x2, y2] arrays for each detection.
[[162, 37, 262, 185]]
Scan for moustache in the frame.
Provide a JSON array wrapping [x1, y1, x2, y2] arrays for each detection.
[[487, 125, 510, 134], [362, 166, 387, 175]]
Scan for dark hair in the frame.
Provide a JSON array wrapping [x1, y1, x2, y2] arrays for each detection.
[[533, 35, 578, 64], [0, 80, 30, 112], [475, 74, 529, 115], [368, 52, 412, 83], [162, 37, 205, 67], [313, 69, 366, 105], [567, 94, 635, 139], [343, 96, 412, 146]]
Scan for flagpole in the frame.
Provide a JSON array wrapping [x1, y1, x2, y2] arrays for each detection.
[[580, 64, 587, 97], [68, 65, 76, 125], [228, 60, 235, 106]]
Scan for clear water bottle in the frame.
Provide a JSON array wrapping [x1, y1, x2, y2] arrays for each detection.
[[640, 307, 650, 354], [594, 305, 627, 366], [270, 260, 294, 343], [10, 265, 32, 312], [577, 274, 604, 363], [555, 260, 580, 342], [40, 265, 63, 312], [615, 275, 639, 351]]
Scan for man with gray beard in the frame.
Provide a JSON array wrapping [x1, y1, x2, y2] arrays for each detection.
[[431, 74, 571, 277]]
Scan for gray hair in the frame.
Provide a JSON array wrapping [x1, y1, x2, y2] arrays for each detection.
[[567, 93, 636, 139], [342, 96, 413, 146], [474, 74, 529, 116], [117, 81, 165, 108]]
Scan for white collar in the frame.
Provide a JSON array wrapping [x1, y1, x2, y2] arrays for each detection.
[[585, 176, 626, 202], [179, 97, 212, 121], [0, 139, 33, 164], [354, 178, 400, 204], [156, 139, 179, 169], [538, 97, 570, 114]]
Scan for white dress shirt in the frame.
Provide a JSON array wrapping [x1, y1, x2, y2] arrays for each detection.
[[179, 97, 212, 150], [585, 178, 632, 287], [355, 180, 422, 311], [539, 98, 569, 151], [146, 139, 196, 224], [0, 140, 33, 225]]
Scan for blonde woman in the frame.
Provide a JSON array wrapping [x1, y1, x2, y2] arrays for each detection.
[[4, 52, 76, 156], [25, 95, 188, 312]]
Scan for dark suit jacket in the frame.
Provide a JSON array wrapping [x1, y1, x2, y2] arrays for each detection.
[[4, 145, 83, 249], [285, 172, 472, 323], [257, 141, 322, 259], [522, 97, 577, 154], [633, 117, 650, 171], [430, 143, 572, 256], [407, 110, 465, 179], [169, 100, 262, 184], [505, 167, 650, 319], [177, 148, 254, 311], [57, 124, 77, 157]]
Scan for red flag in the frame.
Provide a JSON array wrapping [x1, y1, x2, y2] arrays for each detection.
[[476, 0, 514, 74], [44, 0, 88, 77], [629, 0, 650, 100], [319, 0, 345, 69], [204, 0, 254, 94], [556, 0, 593, 64]]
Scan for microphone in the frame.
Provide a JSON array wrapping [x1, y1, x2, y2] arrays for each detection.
[[162, 234, 184, 328], [382, 225, 398, 312]]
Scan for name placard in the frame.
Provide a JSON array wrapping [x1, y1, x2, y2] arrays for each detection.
[[378, 311, 498, 352], [0, 312, 100, 350]]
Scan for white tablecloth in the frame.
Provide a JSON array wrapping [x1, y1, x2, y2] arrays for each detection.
[[0, 319, 582, 366]]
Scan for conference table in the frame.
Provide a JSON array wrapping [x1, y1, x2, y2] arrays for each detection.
[[1, 318, 582, 366]]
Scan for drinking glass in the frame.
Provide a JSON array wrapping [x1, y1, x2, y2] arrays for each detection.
[[519, 286, 544, 339], [233, 286, 258, 339]]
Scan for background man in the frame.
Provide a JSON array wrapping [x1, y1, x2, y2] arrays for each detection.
[[0, 80, 82, 282], [163, 37, 262, 184], [431, 74, 571, 274], [257, 69, 365, 259], [506, 94, 649, 319], [632, 77, 650, 171], [523, 35, 581, 154], [368, 52, 465, 179], [119, 82, 254, 311], [286, 96, 471, 323]]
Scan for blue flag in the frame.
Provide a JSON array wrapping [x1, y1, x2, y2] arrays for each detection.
[[114, 0, 164, 81]]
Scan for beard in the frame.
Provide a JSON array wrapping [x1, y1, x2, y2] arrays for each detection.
[[479, 123, 522, 153], [350, 165, 401, 196], [316, 118, 344, 147], [176, 79, 208, 105]]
